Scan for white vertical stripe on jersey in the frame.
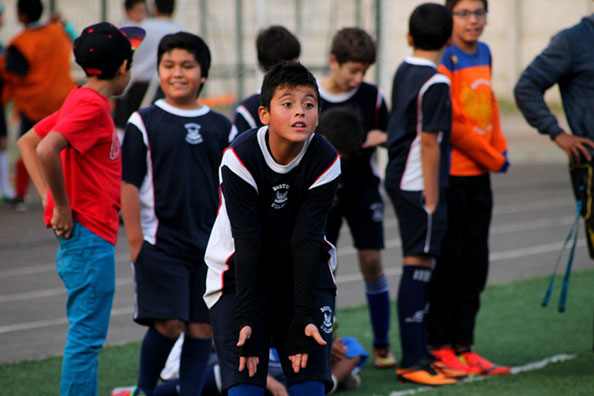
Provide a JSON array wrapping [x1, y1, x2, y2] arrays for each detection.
[[204, 194, 235, 309], [399, 73, 450, 191], [128, 112, 159, 245], [235, 105, 258, 130]]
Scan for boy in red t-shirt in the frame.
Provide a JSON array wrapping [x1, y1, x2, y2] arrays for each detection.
[[17, 22, 144, 396]]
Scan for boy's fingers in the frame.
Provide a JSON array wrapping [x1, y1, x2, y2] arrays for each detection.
[[290, 354, 302, 373], [248, 357, 259, 377], [304, 324, 327, 346], [300, 353, 309, 369], [236, 326, 252, 347], [239, 356, 246, 372]]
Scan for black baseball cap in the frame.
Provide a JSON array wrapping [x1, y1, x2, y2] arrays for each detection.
[[74, 22, 145, 78]]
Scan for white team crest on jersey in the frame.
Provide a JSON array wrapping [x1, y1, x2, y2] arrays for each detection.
[[184, 123, 203, 144], [271, 183, 290, 209], [320, 306, 333, 334]]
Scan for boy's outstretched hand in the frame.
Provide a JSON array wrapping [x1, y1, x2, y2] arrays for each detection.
[[237, 325, 259, 377], [288, 323, 327, 373]]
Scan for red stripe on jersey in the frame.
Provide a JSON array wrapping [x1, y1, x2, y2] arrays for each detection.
[[311, 154, 340, 188]]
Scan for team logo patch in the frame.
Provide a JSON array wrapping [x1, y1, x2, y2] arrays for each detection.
[[271, 183, 290, 209], [370, 202, 383, 223], [320, 306, 333, 334], [184, 123, 203, 144], [405, 303, 429, 323]]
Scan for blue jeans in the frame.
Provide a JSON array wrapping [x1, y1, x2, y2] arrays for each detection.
[[56, 223, 115, 396]]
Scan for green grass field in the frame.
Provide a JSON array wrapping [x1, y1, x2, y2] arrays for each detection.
[[1, 270, 593, 395]]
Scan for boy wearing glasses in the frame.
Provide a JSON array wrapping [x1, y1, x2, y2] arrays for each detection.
[[427, 0, 511, 376]]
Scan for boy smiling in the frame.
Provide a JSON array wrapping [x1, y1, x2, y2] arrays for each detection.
[[119, 32, 236, 396]]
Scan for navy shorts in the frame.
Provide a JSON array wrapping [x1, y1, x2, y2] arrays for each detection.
[[326, 186, 385, 250], [209, 289, 335, 393], [132, 241, 209, 325], [387, 188, 447, 257]]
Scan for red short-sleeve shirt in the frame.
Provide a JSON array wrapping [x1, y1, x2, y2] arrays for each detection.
[[35, 86, 121, 245]]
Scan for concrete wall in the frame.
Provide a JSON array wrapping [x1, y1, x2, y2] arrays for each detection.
[[1, 0, 592, 104]]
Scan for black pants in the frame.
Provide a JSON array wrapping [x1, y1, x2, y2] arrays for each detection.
[[427, 174, 492, 348]]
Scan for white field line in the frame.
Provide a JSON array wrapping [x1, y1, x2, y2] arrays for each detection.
[[2, 237, 583, 302], [1, 197, 572, 279], [389, 354, 576, 396], [0, 307, 134, 335], [0, 253, 130, 278], [0, 277, 134, 303], [0, 215, 584, 303], [0, 238, 586, 334]]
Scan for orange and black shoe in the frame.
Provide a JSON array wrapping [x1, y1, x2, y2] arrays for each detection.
[[430, 360, 468, 380], [431, 347, 481, 376], [459, 351, 511, 376], [396, 363, 457, 386], [373, 346, 397, 368]]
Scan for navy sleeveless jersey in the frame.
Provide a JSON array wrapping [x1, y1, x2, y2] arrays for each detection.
[[385, 57, 451, 191], [319, 81, 388, 191], [204, 126, 341, 308], [121, 99, 237, 258]]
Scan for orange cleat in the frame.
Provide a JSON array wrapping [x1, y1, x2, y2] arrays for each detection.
[[430, 360, 468, 379], [396, 364, 458, 386], [431, 347, 481, 376], [459, 351, 511, 375]]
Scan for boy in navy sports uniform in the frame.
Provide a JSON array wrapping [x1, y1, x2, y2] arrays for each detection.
[[233, 25, 301, 133], [318, 27, 394, 368], [119, 32, 236, 396], [204, 61, 341, 396], [385, 3, 456, 386]]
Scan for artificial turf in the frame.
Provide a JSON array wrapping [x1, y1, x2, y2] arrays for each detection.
[[1, 270, 593, 395]]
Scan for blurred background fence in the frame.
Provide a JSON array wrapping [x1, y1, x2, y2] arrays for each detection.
[[2, 0, 594, 107]]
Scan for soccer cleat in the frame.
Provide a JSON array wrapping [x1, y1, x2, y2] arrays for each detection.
[[111, 386, 147, 396], [396, 364, 457, 386], [459, 351, 511, 375], [430, 360, 468, 379], [431, 347, 481, 376], [373, 346, 397, 368]]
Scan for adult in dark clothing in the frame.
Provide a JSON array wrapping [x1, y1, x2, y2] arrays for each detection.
[[514, 12, 594, 258]]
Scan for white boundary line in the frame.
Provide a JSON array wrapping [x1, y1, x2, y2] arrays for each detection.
[[389, 354, 576, 396]]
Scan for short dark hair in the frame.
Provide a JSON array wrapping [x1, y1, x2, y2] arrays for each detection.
[[318, 107, 364, 159], [256, 25, 301, 72], [17, 0, 43, 23], [445, 0, 488, 12], [330, 27, 376, 65], [125, 0, 146, 11], [157, 31, 211, 79], [409, 3, 452, 51], [155, 0, 175, 15], [260, 61, 319, 111]]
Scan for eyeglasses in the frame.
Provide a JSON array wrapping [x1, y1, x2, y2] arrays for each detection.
[[452, 9, 488, 20]]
